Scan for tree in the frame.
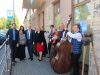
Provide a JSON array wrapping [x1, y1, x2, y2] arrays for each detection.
[[6, 19, 12, 29], [0, 17, 6, 29], [0, 14, 21, 29], [14, 15, 21, 29], [6, 14, 21, 29]]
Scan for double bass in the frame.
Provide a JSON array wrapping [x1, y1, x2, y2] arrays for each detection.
[[50, 15, 72, 74]]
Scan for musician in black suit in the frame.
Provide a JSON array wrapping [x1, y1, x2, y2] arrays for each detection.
[[48, 25, 55, 57], [60, 28, 68, 41], [25, 24, 35, 60], [6, 23, 19, 64]]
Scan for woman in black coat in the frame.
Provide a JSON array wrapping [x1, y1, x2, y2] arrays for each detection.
[[35, 27, 47, 61]]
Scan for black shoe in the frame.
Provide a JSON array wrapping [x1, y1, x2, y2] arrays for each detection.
[[30, 58, 33, 61], [13, 61, 17, 63], [38, 58, 43, 61], [47, 56, 50, 58], [31, 59, 33, 61], [20, 59, 25, 61], [43, 55, 46, 57], [28, 57, 31, 59], [12, 61, 16, 66]]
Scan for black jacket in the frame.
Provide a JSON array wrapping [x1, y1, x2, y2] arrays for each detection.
[[6, 28, 19, 44]]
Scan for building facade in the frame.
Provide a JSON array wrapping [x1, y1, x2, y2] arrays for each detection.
[[23, 0, 72, 31], [23, 0, 100, 75]]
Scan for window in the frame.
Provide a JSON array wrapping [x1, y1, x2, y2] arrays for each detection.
[[74, 0, 88, 4], [54, 2, 61, 30], [74, 3, 91, 23], [74, 0, 83, 4], [54, 2, 60, 16], [74, 3, 92, 34]]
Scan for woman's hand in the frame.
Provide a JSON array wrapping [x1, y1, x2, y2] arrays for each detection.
[[41, 42, 44, 45]]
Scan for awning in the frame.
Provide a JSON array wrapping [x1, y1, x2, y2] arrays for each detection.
[[51, 0, 60, 4], [23, 0, 45, 9], [32, 0, 45, 9], [23, 0, 31, 9]]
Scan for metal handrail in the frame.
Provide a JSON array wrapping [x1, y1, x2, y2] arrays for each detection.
[[0, 38, 11, 75], [0, 38, 8, 50], [0, 39, 8, 65]]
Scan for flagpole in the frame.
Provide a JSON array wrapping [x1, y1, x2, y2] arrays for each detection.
[[13, 0, 15, 23]]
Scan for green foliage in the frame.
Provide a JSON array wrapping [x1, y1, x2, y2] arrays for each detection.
[[0, 14, 20, 29], [0, 17, 6, 29], [6, 19, 12, 29], [55, 14, 61, 30], [14, 15, 21, 29]]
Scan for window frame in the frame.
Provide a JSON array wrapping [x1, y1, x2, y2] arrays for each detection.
[[72, 0, 91, 24], [54, 1, 60, 29]]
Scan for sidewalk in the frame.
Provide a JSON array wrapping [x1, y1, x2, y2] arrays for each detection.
[[11, 49, 70, 75]]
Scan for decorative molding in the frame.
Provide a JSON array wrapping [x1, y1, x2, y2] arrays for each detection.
[[51, 0, 60, 4], [73, 0, 90, 8]]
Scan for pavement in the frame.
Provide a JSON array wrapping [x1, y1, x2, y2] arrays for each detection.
[[11, 48, 70, 75]]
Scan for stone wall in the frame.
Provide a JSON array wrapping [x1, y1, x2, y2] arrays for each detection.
[[89, 0, 100, 75], [30, 0, 72, 31], [60, 0, 72, 30]]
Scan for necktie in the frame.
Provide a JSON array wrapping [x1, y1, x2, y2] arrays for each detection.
[[13, 29, 16, 40], [27, 30, 31, 39]]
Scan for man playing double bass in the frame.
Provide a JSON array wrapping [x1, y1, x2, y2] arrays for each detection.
[[60, 27, 68, 42], [66, 24, 83, 75]]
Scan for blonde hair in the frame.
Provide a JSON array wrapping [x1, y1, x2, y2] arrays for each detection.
[[36, 27, 41, 31]]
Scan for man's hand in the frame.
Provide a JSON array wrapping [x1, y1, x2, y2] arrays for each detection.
[[16, 43, 19, 47], [33, 42, 35, 45]]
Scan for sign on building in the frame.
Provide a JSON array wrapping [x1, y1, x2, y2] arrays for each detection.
[[7, 10, 13, 20]]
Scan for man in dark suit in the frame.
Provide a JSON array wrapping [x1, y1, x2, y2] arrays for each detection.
[[48, 25, 55, 57], [6, 23, 19, 64], [25, 24, 35, 60]]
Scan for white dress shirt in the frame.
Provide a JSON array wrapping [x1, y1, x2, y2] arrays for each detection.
[[61, 31, 68, 41], [67, 32, 82, 42]]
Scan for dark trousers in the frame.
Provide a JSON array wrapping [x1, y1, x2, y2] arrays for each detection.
[[71, 53, 81, 75], [27, 43, 33, 60], [48, 42, 52, 55], [43, 42, 48, 56], [18, 45, 26, 60], [9, 41, 17, 62]]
